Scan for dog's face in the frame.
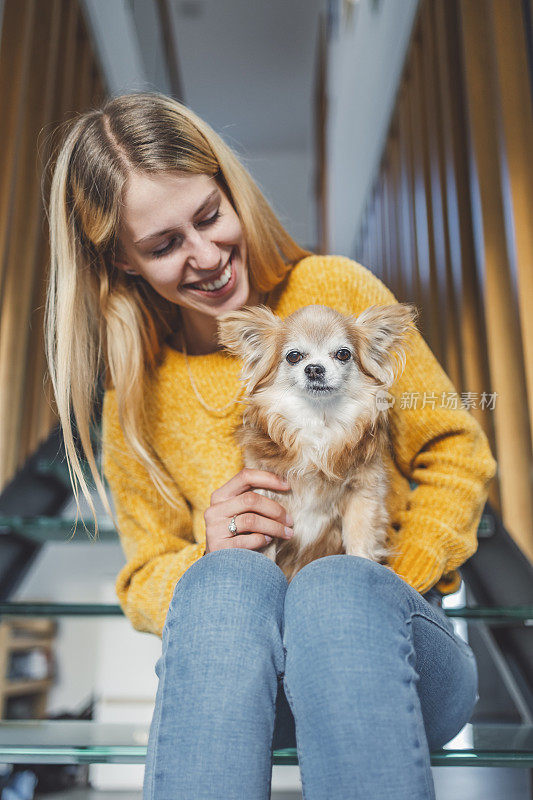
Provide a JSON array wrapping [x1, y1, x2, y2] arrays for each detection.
[[272, 308, 378, 406], [216, 303, 418, 412]]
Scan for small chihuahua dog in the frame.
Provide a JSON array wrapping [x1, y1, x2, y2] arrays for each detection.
[[216, 302, 418, 582]]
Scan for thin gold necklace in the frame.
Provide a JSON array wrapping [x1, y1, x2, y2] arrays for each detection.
[[179, 326, 244, 415]]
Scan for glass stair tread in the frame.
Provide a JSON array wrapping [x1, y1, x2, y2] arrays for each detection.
[[0, 720, 531, 766], [1, 602, 532, 623], [0, 515, 116, 542]]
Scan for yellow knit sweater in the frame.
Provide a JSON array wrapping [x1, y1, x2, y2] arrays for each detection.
[[101, 255, 497, 638]]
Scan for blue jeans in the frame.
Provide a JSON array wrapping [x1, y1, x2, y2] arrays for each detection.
[[143, 549, 479, 799]]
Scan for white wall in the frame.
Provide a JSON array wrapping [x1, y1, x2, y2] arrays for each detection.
[[80, 0, 173, 97], [245, 148, 316, 251], [326, 0, 420, 257]]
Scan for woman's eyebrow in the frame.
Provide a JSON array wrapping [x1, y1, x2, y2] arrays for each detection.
[[133, 188, 220, 245]]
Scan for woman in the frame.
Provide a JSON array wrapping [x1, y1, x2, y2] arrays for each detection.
[[45, 92, 497, 799]]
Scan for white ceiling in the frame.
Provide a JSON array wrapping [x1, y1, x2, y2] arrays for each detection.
[[167, 0, 327, 154]]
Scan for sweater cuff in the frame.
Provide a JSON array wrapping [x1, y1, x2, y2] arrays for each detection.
[[387, 539, 448, 595]]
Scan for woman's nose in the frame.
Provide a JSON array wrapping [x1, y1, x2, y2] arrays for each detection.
[[186, 229, 221, 269]]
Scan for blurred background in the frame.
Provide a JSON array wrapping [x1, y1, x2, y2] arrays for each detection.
[[0, 0, 532, 797]]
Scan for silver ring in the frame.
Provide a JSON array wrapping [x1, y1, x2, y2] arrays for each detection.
[[228, 516, 238, 535]]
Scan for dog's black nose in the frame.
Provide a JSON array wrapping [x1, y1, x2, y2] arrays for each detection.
[[305, 363, 325, 380]]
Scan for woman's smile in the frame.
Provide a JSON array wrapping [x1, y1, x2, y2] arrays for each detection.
[[181, 246, 238, 297]]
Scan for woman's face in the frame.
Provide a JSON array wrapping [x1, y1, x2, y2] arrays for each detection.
[[114, 171, 254, 319]]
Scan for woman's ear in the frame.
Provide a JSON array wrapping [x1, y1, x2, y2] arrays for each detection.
[[113, 241, 139, 276], [115, 262, 139, 276]]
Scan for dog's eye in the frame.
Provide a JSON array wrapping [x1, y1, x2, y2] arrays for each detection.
[[336, 349, 351, 362], [286, 351, 302, 364]]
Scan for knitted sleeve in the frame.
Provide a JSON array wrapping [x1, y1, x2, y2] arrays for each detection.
[[343, 258, 498, 594], [101, 390, 204, 638]]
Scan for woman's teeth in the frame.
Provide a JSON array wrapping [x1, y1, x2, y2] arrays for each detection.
[[189, 259, 232, 292]]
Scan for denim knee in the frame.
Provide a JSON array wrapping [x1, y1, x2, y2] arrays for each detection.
[[161, 548, 289, 683], [166, 547, 289, 624], [284, 554, 411, 631]]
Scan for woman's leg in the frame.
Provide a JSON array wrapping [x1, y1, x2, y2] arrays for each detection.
[[143, 548, 288, 800], [282, 554, 479, 800]]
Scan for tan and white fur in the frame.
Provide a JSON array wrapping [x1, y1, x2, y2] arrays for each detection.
[[216, 302, 418, 583]]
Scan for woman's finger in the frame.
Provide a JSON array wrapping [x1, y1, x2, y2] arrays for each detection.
[[219, 510, 294, 542], [224, 532, 274, 550], [211, 467, 289, 504]]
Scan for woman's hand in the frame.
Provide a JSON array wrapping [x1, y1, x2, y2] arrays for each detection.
[[204, 468, 294, 553]]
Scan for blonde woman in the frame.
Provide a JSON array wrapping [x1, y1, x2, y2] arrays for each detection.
[[45, 92, 496, 799]]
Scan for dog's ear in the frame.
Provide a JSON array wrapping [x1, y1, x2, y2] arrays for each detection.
[[217, 304, 282, 392], [349, 303, 419, 387], [217, 304, 281, 358]]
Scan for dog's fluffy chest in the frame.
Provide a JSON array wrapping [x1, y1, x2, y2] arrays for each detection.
[[289, 417, 349, 476], [254, 474, 347, 551], [297, 421, 336, 454]]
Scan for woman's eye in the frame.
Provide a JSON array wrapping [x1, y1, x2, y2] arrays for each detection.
[[336, 349, 351, 362], [151, 211, 222, 258], [199, 210, 221, 226], [152, 239, 176, 259], [286, 351, 302, 364]]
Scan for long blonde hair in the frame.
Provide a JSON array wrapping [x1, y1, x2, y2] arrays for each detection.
[[44, 91, 313, 539]]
